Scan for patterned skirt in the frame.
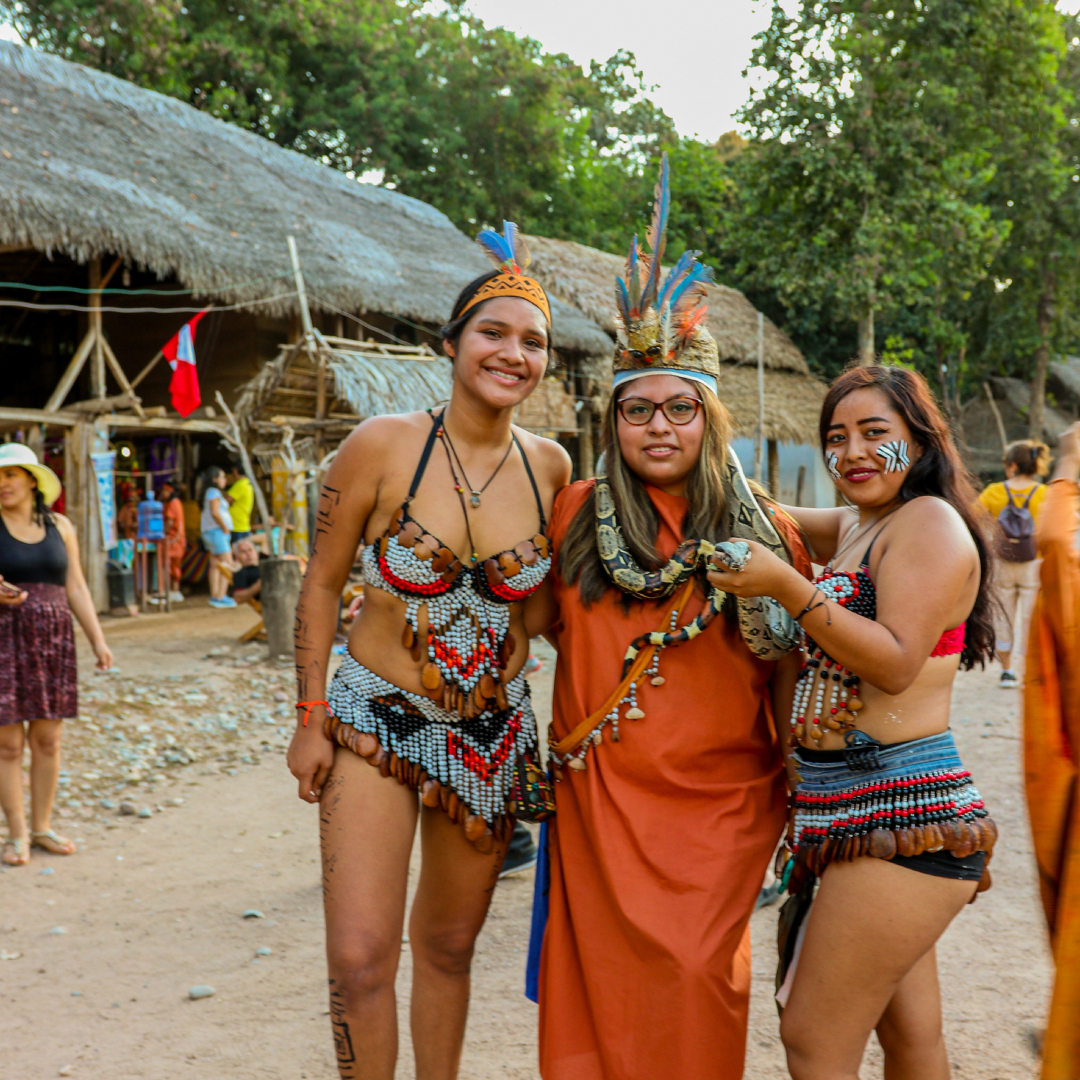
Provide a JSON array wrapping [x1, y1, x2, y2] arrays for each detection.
[[0, 583, 78, 724], [788, 730, 997, 888], [326, 654, 537, 852]]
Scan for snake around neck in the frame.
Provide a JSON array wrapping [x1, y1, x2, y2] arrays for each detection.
[[594, 451, 800, 666]]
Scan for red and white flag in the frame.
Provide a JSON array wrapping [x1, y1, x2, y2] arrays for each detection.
[[162, 311, 208, 418]]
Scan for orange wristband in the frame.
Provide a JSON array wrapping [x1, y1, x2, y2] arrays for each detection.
[[296, 700, 333, 728]]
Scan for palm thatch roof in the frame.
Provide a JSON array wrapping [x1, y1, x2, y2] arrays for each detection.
[[523, 234, 809, 373], [522, 234, 826, 441], [234, 338, 451, 439], [0, 43, 610, 356]]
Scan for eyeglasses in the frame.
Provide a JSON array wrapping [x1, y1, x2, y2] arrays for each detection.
[[616, 395, 703, 426]]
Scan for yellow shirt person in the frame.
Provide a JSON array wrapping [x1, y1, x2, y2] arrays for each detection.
[[225, 470, 255, 537]]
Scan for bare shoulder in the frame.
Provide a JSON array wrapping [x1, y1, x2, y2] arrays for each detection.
[[335, 411, 432, 460], [512, 427, 573, 489], [892, 496, 975, 550], [52, 512, 76, 541]]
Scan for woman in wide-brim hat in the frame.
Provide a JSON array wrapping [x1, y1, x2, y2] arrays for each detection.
[[0, 443, 113, 866]]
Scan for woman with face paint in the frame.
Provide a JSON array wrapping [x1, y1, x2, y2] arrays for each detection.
[[706, 364, 998, 1080]]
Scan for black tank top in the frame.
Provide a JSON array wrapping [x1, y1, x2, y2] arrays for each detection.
[[0, 513, 68, 586]]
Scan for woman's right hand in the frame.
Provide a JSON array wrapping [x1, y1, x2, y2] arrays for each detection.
[[0, 577, 27, 606], [287, 710, 335, 803]]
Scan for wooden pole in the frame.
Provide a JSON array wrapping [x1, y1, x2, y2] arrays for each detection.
[[88, 257, 105, 399], [99, 335, 145, 418], [795, 464, 807, 507], [215, 391, 273, 536], [287, 236, 314, 338], [45, 328, 96, 411], [767, 438, 780, 498], [984, 382, 1009, 454], [754, 311, 765, 481], [129, 349, 164, 391]]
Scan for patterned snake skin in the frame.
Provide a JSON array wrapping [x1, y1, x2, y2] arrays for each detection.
[[595, 452, 800, 665]]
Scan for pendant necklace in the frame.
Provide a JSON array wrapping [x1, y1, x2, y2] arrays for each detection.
[[440, 423, 515, 509]]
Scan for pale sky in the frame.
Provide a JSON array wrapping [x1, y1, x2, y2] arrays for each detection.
[[465, 0, 775, 140], [5, 2, 1080, 141]]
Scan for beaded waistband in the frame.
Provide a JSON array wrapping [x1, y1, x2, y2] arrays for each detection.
[[788, 729, 996, 885]]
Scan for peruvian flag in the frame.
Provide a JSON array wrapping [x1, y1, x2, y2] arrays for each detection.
[[162, 311, 208, 417]]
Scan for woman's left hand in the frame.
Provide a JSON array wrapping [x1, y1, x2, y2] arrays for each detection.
[[705, 539, 805, 604], [93, 640, 115, 671]]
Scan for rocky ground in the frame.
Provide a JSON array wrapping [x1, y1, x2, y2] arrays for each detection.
[[0, 600, 1056, 1079]]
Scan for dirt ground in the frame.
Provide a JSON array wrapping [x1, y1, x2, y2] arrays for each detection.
[[0, 601, 1054, 1080]]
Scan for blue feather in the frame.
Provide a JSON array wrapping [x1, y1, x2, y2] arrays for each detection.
[[667, 263, 714, 312], [641, 154, 671, 310], [656, 250, 696, 312], [615, 277, 631, 327], [476, 222, 523, 272]]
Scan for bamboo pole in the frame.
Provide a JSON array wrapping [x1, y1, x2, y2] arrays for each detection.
[[99, 335, 145, 418], [754, 311, 765, 481], [215, 391, 274, 542], [45, 328, 97, 411], [129, 349, 164, 391], [88, 257, 105, 399]]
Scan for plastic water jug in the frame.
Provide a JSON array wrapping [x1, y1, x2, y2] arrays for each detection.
[[137, 496, 165, 540]]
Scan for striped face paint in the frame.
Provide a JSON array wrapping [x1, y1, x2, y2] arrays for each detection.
[[876, 440, 911, 474], [826, 452, 842, 482]]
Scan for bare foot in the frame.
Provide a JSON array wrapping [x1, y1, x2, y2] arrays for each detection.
[[30, 830, 76, 856], [1, 836, 30, 865]]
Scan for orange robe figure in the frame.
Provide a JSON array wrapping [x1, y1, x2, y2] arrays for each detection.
[[538, 480, 808, 1080], [164, 497, 186, 584], [1025, 477, 1080, 1079]]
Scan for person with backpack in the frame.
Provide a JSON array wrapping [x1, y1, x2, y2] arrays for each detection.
[[978, 439, 1050, 687]]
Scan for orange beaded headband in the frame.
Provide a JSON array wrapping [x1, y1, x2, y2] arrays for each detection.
[[457, 269, 551, 325]]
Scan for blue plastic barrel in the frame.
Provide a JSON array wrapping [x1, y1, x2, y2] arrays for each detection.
[[137, 496, 165, 540]]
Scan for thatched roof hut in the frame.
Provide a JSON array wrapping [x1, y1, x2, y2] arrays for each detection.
[[523, 235, 825, 443], [0, 42, 610, 358]]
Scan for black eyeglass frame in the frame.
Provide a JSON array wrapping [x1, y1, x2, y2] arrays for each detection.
[[615, 394, 704, 426]]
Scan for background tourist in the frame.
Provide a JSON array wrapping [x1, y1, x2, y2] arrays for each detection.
[[0, 444, 113, 866], [978, 439, 1050, 687], [200, 466, 235, 609]]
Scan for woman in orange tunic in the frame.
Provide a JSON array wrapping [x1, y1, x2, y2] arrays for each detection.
[[1025, 420, 1080, 1079], [532, 157, 808, 1080]]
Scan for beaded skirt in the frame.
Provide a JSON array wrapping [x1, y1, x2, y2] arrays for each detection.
[[326, 654, 536, 852], [788, 730, 997, 887]]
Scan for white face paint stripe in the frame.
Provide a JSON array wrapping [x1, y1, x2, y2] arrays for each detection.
[[876, 440, 910, 474], [826, 452, 841, 482]]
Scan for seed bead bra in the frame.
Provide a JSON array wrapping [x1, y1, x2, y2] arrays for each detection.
[[360, 410, 552, 718]]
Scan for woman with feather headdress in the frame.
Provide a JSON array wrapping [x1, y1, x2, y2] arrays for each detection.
[[526, 155, 811, 1079], [287, 225, 570, 1079]]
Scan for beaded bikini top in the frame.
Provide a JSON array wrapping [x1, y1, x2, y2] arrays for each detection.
[[791, 530, 965, 746], [361, 411, 551, 719]]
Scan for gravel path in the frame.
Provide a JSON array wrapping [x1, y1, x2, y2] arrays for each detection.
[[0, 603, 1053, 1079]]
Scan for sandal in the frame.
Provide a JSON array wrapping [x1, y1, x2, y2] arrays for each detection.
[[1, 837, 30, 866], [30, 830, 76, 856]]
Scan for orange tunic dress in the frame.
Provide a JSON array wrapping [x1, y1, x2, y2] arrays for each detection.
[[1025, 478, 1080, 1079], [538, 480, 806, 1080]]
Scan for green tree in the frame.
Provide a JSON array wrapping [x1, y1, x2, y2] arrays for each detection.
[[726, 0, 1011, 367]]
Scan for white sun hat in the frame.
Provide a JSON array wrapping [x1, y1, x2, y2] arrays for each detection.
[[0, 443, 63, 506]]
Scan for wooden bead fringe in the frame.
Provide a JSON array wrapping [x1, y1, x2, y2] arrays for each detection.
[[325, 715, 514, 854]]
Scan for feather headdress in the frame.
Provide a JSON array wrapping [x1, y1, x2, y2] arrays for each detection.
[[458, 220, 551, 324], [613, 153, 719, 392]]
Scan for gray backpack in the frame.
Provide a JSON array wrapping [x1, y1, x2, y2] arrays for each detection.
[[998, 486, 1038, 562]]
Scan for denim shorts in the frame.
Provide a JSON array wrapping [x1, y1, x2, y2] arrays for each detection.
[[202, 528, 230, 556]]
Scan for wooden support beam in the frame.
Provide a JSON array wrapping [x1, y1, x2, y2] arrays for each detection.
[[99, 255, 123, 291], [0, 406, 79, 428], [129, 349, 164, 391], [45, 328, 96, 411], [99, 335, 145, 418], [88, 257, 106, 399]]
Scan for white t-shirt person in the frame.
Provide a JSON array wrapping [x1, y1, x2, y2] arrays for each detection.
[[201, 487, 233, 536]]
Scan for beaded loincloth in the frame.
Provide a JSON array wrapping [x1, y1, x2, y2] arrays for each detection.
[[787, 730, 997, 892], [326, 654, 536, 852]]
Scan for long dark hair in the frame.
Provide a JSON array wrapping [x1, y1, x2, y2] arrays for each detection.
[[559, 384, 734, 605], [198, 466, 225, 506], [22, 468, 53, 527], [820, 365, 995, 669]]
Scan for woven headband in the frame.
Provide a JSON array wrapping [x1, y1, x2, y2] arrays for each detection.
[[457, 270, 551, 326]]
